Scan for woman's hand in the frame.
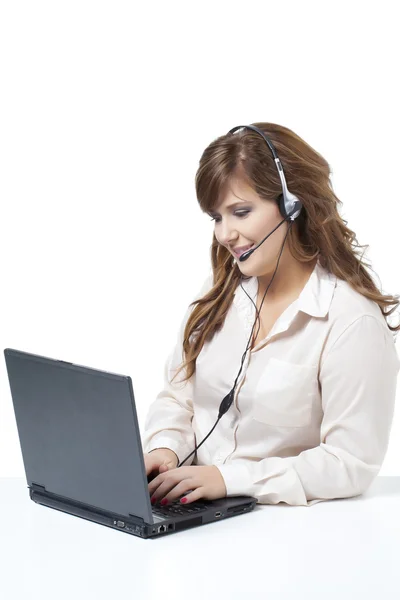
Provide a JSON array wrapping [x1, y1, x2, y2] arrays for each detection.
[[144, 448, 179, 477], [148, 465, 227, 505]]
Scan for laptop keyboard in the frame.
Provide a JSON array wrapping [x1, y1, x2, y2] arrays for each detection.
[[152, 499, 209, 518]]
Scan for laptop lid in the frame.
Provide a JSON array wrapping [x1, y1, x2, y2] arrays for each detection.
[[4, 348, 154, 525]]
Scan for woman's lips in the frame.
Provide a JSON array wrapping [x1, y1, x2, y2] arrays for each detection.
[[233, 244, 254, 257]]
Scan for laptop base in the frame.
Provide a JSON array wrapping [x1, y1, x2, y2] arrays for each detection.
[[30, 487, 257, 539]]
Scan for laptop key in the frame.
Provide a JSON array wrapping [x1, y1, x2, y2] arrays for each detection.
[[153, 501, 208, 518]]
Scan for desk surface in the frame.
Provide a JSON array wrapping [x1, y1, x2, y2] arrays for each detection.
[[1, 477, 399, 600]]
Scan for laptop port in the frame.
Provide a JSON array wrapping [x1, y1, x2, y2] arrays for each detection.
[[214, 511, 222, 518], [158, 525, 167, 533]]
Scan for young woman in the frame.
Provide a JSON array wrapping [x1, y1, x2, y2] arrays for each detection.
[[143, 122, 400, 508]]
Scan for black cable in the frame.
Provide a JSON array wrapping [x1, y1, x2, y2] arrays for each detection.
[[177, 220, 293, 468]]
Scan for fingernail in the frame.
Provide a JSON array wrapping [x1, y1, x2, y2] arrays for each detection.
[[180, 497, 187, 504], [151, 496, 156, 504], [160, 498, 168, 506]]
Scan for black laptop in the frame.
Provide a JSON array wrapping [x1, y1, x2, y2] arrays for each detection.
[[4, 348, 257, 538]]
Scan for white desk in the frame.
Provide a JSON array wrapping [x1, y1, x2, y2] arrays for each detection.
[[0, 477, 399, 600]]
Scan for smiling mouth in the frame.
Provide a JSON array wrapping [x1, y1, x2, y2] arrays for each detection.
[[233, 245, 254, 257]]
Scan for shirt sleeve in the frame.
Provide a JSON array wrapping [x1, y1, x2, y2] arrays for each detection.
[[141, 273, 213, 466], [216, 315, 400, 506]]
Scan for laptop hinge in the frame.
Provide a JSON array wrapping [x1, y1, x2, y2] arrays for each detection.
[[31, 482, 46, 493], [128, 513, 144, 524]]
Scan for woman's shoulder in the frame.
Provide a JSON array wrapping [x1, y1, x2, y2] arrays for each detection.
[[330, 276, 389, 332]]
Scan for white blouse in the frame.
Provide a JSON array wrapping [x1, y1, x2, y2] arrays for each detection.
[[141, 258, 400, 506]]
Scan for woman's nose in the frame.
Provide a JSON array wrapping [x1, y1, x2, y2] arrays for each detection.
[[219, 225, 238, 246], [220, 234, 237, 248]]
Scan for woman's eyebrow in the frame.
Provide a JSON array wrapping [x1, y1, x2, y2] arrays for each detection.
[[209, 201, 252, 215]]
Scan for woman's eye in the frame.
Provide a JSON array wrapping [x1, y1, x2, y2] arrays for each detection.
[[210, 210, 250, 223]]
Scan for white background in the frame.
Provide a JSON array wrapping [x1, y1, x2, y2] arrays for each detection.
[[0, 0, 399, 477]]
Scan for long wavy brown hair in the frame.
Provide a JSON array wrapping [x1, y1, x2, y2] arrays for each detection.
[[171, 122, 399, 385]]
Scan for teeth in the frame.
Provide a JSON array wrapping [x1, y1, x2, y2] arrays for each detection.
[[236, 245, 253, 256]]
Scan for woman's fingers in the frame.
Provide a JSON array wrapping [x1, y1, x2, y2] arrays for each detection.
[[151, 477, 192, 503], [150, 470, 194, 503], [179, 487, 204, 504], [148, 467, 189, 497], [149, 465, 227, 505], [153, 480, 198, 505]]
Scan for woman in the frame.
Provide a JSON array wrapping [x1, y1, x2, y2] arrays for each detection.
[[143, 122, 400, 508]]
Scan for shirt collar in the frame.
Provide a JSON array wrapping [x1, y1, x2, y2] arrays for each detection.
[[234, 257, 337, 319], [297, 258, 337, 317]]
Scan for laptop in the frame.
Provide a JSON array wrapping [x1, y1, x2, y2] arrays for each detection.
[[4, 348, 257, 538]]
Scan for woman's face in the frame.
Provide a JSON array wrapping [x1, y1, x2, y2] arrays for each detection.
[[209, 177, 289, 277]]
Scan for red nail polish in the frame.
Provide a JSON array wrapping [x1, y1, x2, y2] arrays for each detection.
[[180, 497, 187, 504], [160, 498, 168, 506], [151, 496, 156, 504]]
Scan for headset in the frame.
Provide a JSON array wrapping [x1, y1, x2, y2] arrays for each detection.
[[176, 124, 304, 467]]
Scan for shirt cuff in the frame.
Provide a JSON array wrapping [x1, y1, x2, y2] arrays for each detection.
[[215, 463, 257, 497]]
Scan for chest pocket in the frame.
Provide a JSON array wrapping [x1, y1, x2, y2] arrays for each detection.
[[253, 357, 318, 428]]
